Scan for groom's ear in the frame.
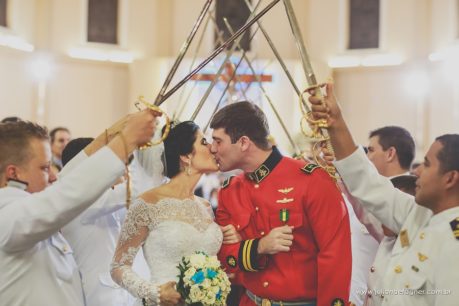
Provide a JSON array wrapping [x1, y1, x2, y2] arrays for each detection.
[[239, 136, 251, 152]]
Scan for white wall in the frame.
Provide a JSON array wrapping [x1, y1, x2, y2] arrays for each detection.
[[1, 0, 131, 138], [1, 0, 459, 159], [0, 49, 36, 120]]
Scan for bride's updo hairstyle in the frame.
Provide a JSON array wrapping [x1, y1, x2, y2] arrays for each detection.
[[162, 120, 199, 178]]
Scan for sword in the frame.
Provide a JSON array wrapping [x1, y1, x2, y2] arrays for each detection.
[[282, 0, 336, 174], [189, 0, 264, 121], [191, 25, 261, 121], [153, 0, 214, 105], [243, 0, 309, 112], [224, 18, 302, 156], [173, 9, 213, 120], [155, 0, 281, 107], [202, 56, 246, 133]]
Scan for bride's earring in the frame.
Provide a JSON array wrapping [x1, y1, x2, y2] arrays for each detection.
[[186, 160, 192, 176]]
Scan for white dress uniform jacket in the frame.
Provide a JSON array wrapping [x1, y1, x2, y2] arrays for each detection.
[[365, 236, 396, 306], [343, 195, 379, 306], [60, 149, 163, 306], [0, 147, 124, 306], [335, 147, 459, 306]]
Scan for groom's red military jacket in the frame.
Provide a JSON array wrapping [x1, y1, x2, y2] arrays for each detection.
[[216, 147, 352, 306]]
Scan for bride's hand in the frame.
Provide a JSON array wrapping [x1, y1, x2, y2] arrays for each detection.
[[221, 224, 242, 244], [158, 281, 181, 306]]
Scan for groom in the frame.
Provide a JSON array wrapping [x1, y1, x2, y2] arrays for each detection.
[[210, 101, 351, 306]]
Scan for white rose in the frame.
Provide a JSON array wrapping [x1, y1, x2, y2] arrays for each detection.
[[203, 293, 216, 305], [184, 267, 197, 280], [189, 285, 204, 303], [206, 256, 221, 269], [201, 278, 211, 289], [189, 253, 206, 269]]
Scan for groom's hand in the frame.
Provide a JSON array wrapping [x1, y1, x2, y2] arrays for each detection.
[[257, 225, 294, 255], [221, 224, 242, 244]]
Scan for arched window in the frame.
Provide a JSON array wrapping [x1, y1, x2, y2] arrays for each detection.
[[87, 0, 118, 44], [456, 0, 459, 38], [349, 0, 380, 49], [0, 0, 7, 27]]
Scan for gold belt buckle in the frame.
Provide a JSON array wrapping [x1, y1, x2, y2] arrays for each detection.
[[261, 298, 272, 306]]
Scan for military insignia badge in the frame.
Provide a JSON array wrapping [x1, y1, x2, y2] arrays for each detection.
[[226, 255, 237, 267], [418, 252, 428, 262], [258, 167, 268, 177], [276, 198, 294, 204], [400, 229, 410, 247], [221, 176, 234, 189], [278, 187, 294, 194], [331, 298, 344, 306], [279, 208, 289, 222], [254, 165, 270, 182], [450, 218, 459, 240], [301, 163, 320, 174]]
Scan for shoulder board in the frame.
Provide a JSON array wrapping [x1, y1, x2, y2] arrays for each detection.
[[221, 176, 235, 189], [450, 218, 459, 240], [301, 163, 320, 175]]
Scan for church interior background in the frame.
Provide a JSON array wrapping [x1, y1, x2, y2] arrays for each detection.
[[1, 0, 459, 162]]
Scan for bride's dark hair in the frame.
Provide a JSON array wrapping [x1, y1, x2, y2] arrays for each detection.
[[162, 121, 199, 178]]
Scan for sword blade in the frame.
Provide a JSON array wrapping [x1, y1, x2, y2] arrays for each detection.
[[155, 0, 281, 107], [282, 0, 317, 87], [154, 0, 214, 105]]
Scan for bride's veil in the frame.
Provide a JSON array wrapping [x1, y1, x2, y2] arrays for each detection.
[[134, 129, 169, 191]]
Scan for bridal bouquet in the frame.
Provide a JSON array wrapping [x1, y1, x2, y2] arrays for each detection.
[[176, 252, 231, 306]]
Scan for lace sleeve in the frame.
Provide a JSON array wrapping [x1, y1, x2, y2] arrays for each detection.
[[110, 199, 159, 305]]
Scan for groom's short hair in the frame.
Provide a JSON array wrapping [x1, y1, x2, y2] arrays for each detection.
[[210, 101, 271, 150]]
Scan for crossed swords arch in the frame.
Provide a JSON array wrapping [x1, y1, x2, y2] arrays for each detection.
[[139, 0, 335, 175]]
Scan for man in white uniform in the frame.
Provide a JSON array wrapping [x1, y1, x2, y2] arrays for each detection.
[[0, 111, 156, 306], [309, 83, 459, 306], [366, 126, 414, 179], [60, 138, 165, 306], [350, 126, 415, 243], [342, 127, 415, 305]]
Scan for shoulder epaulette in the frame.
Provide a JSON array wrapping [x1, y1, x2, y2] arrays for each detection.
[[221, 176, 235, 189], [450, 217, 459, 240], [301, 163, 320, 175]]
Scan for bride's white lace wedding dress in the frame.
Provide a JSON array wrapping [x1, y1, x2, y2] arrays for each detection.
[[111, 197, 223, 306]]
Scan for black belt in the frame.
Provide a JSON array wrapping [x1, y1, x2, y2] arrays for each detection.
[[246, 290, 316, 306]]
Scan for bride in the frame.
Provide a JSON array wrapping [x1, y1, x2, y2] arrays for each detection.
[[111, 121, 237, 306]]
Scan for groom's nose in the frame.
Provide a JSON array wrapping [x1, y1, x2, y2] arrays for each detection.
[[210, 142, 217, 154]]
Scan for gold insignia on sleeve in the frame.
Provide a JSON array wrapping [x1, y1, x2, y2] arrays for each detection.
[[276, 198, 294, 204], [240, 239, 256, 272], [400, 229, 410, 247], [278, 187, 294, 194]]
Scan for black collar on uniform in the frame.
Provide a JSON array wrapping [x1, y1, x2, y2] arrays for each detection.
[[246, 146, 283, 183]]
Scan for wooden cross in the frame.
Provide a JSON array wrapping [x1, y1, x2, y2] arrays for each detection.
[[190, 61, 272, 88]]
